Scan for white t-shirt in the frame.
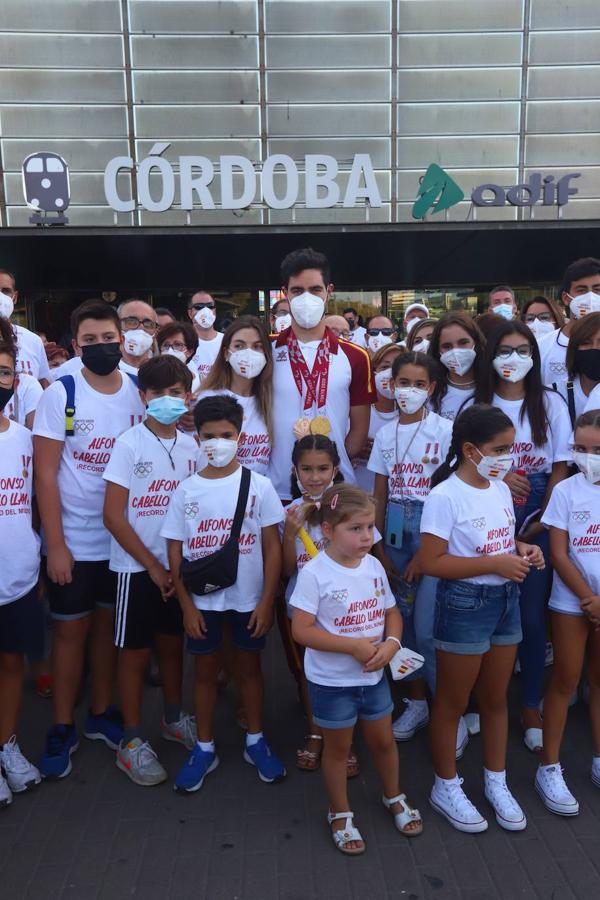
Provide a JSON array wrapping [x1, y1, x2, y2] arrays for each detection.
[[12, 324, 50, 382], [542, 474, 600, 615], [493, 390, 571, 474], [584, 382, 600, 414], [197, 389, 270, 475], [420, 474, 517, 585], [6, 373, 43, 427], [290, 552, 395, 687], [190, 333, 223, 382], [49, 355, 141, 384], [539, 327, 569, 389], [103, 422, 200, 573], [269, 330, 375, 499], [349, 325, 367, 347], [160, 466, 284, 612], [436, 384, 475, 421], [33, 369, 145, 560], [368, 411, 453, 501], [354, 405, 397, 493], [0, 421, 41, 604], [553, 375, 587, 421]]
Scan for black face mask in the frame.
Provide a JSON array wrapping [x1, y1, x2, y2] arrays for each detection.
[[0, 385, 14, 412], [346, 318, 356, 330], [574, 348, 600, 381], [81, 342, 122, 376]]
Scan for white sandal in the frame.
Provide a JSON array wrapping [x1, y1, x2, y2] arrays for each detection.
[[382, 793, 423, 837], [296, 734, 322, 771], [327, 810, 365, 855], [524, 728, 543, 753]]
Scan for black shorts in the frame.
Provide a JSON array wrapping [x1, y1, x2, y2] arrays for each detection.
[[45, 559, 118, 621], [0, 589, 39, 654], [187, 609, 266, 656], [114, 570, 183, 650]]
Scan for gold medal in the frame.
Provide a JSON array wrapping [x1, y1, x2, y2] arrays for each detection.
[[293, 417, 312, 439], [22, 468, 28, 477], [431, 457, 439, 465], [310, 416, 331, 436], [421, 455, 430, 465]]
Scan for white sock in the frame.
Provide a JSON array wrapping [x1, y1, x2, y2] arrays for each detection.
[[197, 739, 215, 753], [246, 731, 263, 747], [484, 768, 506, 784]]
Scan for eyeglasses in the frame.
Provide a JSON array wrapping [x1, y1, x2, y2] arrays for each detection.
[[161, 341, 187, 353], [120, 315, 157, 332], [0, 366, 15, 384], [366, 328, 394, 337], [524, 313, 553, 323], [496, 344, 532, 359], [191, 302, 215, 311]]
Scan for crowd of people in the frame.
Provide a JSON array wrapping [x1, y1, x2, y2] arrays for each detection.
[[1, 250, 600, 855]]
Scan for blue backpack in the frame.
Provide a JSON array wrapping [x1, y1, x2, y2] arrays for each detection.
[[58, 372, 139, 436]]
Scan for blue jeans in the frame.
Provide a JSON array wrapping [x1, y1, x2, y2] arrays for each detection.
[[385, 498, 437, 692], [307, 677, 393, 729], [434, 580, 522, 655], [514, 473, 551, 710]]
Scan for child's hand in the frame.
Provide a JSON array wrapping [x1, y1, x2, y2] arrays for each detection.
[[403, 553, 422, 584], [581, 595, 600, 619], [363, 638, 397, 672], [183, 606, 206, 640], [516, 542, 545, 570], [494, 554, 532, 583], [148, 562, 174, 600], [248, 599, 274, 638], [504, 471, 531, 501], [350, 637, 379, 665], [284, 504, 305, 535]]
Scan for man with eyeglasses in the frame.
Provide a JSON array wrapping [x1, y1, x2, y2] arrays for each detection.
[[0, 269, 51, 388], [365, 314, 397, 355], [117, 300, 157, 378], [186, 291, 223, 382]]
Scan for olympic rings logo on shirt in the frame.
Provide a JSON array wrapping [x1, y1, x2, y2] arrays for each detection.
[[471, 517, 486, 530], [330, 589, 349, 603], [381, 448, 394, 462], [572, 510, 591, 522], [184, 502, 199, 519], [133, 462, 153, 478], [549, 362, 566, 373], [74, 419, 94, 435]]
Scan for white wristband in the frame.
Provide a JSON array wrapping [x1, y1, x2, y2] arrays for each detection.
[[385, 636, 402, 649]]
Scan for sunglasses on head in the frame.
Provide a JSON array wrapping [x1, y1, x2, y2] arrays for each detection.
[[367, 328, 394, 337]]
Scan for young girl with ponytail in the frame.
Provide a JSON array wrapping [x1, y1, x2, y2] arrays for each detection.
[[291, 484, 422, 855], [420, 404, 545, 834]]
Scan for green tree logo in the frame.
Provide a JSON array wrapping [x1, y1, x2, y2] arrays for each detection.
[[412, 164, 464, 219]]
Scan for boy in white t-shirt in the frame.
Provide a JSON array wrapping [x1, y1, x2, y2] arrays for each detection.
[[0, 341, 42, 807], [161, 395, 286, 792], [33, 300, 145, 780], [103, 355, 200, 787]]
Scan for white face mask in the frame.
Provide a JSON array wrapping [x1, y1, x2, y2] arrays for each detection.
[[472, 448, 513, 481], [568, 291, 600, 319], [0, 292, 14, 319], [440, 347, 476, 377], [405, 316, 420, 334], [228, 347, 266, 380], [573, 451, 600, 484], [200, 437, 239, 468], [394, 386, 429, 414], [194, 307, 216, 329], [123, 329, 153, 358], [527, 318, 556, 341], [162, 347, 187, 364], [412, 337, 430, 353], [374, 368, 395, 399], [367, 333, 393, 353], [290, 292, 325, 330], [492, 303, 514, 320], [274, 313, 292, 333], [493, 353, 534, 383]]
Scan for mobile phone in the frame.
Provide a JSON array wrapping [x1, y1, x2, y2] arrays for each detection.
[[385, 502, 404, 548]]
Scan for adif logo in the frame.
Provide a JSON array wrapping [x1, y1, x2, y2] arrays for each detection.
[[471, 517, 486, 530], [572, 510, 591, 522], [412, 164, 464, 220], [133, 462, 153, 478], [74, 419, 94, 435], [185, 501, 199, 519], [330, 589, 349, 604]]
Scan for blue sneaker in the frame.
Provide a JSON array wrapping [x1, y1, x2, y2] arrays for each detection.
[[243, 738, 286, 783], [83, 705, 123, 750], [40, 725, 79, 779], [174, 745, 219, 793]]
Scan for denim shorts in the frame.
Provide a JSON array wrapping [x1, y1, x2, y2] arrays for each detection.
[[187, 609, 266, 656], [434, 579, 522, 655], [307, 676, 393, 729]]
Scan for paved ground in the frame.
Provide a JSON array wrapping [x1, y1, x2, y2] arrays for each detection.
[[4, 636, 600, 900]]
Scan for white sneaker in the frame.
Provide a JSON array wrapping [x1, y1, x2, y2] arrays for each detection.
[[484, 772, 527, 831], [464, 713, 481, 735], [535, 764, 579, 816], [161, 713, 198, 751], [392, 699, 429, 741], [116, 738, 168, 786], [0, 772, 12, 808], [430, 776, 488, 833], [455, 717, 469, 760], [0, 736, 41, 793], [591, 757, 600, 788]]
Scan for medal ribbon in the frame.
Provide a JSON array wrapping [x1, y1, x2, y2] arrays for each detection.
[[286, 330, 331, 411]]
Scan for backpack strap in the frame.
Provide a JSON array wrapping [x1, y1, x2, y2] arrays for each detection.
[[126, 371, 139, 388], [57, 374, 76, 436], [566, 381, 576, 429]]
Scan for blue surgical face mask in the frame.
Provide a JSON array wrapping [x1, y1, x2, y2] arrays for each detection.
[[146, 395, 187, 425]]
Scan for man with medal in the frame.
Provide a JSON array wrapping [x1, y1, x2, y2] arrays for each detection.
[[269, 248, 376, 501]]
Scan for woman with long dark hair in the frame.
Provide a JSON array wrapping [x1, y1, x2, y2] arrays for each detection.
[[474, 319, 572, 751], [428, 312, 487, 422]]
